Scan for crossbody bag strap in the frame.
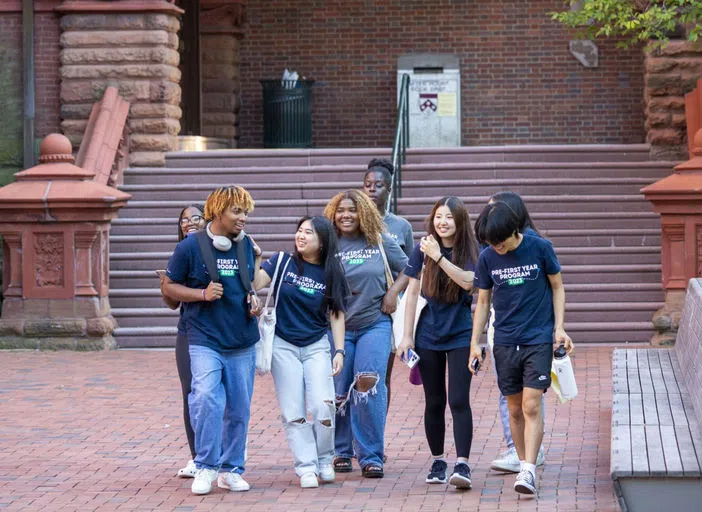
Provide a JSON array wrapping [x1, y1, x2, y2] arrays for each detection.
[[377, 239, 394, 289], [194, 230, 220, 283], [263, 252, 285, 310], [273, 257, 292, 309]]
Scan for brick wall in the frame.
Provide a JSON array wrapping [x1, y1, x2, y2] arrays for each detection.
[[35, 11, 61, 140], [239, 0, 645, 148], [0, 13, 23, 174], [0, 10, 61, 144], [675, 278, 702, 427]]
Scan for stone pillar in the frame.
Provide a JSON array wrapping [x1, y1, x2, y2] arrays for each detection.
[[644, 40, 702, 161], [200, 1, 244, 146], [0, 134, 130, 350], [642, 78, 702, 345], [57, 0, 184, 167]]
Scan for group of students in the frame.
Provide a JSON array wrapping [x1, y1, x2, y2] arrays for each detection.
[[159, 158, 574, 498]]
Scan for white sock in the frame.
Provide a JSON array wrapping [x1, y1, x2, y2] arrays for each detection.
[[523, 462, 536, 477], [433, 455, 446, 462], [520, 460, 526, 471]]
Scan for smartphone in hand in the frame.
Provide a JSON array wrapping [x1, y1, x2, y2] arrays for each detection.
[[155, 269, 166, 278], [402, 348, 420, 369], [471, 346, 487, 374]]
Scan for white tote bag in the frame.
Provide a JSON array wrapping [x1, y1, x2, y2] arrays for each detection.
[[392, 265, 427, 351], [255, 252, 290, 375]]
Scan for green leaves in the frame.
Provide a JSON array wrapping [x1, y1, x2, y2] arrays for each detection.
[[551, 0, 702, 49]]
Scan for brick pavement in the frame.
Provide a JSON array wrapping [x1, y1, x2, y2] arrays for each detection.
[[0, 346, 618, 511]]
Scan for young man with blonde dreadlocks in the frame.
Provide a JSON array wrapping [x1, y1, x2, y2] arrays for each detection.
[[163, 186, 263, 495]]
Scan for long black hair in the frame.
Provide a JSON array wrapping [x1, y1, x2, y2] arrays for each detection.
[[422, 196, 479, 303], [293, 216, 349, 315], [177, 204, 205, 241]]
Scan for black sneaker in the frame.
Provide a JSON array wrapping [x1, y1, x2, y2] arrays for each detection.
[[425, 459, 448, 484], [448, 462, 472, 489]]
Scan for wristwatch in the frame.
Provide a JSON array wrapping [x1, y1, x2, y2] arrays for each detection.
[[334, 349, 346, 358]]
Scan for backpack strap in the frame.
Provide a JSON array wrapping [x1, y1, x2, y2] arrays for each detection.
[[236, 236, 253, 292], [194, 230, 219, 283]]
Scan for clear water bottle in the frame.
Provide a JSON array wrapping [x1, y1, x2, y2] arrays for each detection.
[[553, 344, 578, 400]]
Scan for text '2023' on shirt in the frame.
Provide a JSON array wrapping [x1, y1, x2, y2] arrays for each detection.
[[337, 233, 408, 331], [404, 242, 475, 351], [475, 234, 561, 346], [262, 252, 329, 347], [166, 234, 260, 351]]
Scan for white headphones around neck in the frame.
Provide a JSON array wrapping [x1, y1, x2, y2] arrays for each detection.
[[206, 222, 245, 252]]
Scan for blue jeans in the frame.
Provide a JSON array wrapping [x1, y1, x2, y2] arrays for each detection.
[[271, 334, 335, 476], [332, 316, 391, 468], [188, 344, 255, 473]]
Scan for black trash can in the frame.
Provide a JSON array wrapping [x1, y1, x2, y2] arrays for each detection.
[[261, 80, 314, 148]]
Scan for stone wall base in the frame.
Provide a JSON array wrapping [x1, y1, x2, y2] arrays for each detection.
[[650, 289, 687, 346], [0, 335, 116, 351], [0, 296, 117, 350]]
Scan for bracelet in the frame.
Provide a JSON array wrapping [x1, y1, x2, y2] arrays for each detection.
[[436, 254, 444, 264], [202, 288, 207, 301]]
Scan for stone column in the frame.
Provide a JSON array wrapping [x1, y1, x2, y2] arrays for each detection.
[[200, 1, 244, 146], [644, 41, 702, 161], [57, 0, 184, 166], [0, 134, 130, 350], [642, 78, 702, 345]]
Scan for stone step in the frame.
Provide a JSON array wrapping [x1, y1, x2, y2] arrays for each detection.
[[124, 160, 672, 185], [116, 195, 654, 220], [108, 281, 664, 310], [111, 211, 661, 236], [108, 229, 663, 253], [119, 176, 660, 203], [108, 263, 662, 291], [107, 246, 661, 274], [162, 144, 653, 169]]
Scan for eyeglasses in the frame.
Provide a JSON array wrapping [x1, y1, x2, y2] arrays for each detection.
[[180, 215, 203, 225]]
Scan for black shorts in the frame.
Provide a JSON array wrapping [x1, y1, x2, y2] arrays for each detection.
[[493, 343, 553, 396]]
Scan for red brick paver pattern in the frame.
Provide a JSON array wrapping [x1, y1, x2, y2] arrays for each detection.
[[0, 346, 617, 511]]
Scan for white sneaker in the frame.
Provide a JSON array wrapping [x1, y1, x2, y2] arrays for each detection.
[[191, 468, 218, 495], [490, 447, 520, 473], [319, 464, 335, 483], [536, 446, 545, 466], [514, 469, 536, 496], [300, 472, 319, 488], [217, 471, 250, 492], [177, 459, 197, 478]]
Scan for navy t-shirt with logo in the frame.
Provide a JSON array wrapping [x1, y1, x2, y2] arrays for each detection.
[[404, 242, 475, 351], [262, 252, 329, 347], [166, 235, 260, 351], [475, 234, 561, 346]]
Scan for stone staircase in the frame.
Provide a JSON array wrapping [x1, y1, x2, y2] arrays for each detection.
[[111, 145, 673, 348]]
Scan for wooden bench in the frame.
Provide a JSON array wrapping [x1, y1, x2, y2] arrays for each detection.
[[611, 280, 702, 511]]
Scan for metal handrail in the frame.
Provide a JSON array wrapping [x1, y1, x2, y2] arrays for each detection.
[[390, 73, 410, 214]]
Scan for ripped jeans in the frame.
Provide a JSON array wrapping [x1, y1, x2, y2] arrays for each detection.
[[333, 316, 391, 468], [271, 334, 336, 477]]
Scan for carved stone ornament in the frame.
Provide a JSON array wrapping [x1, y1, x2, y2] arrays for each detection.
[[34, 233, 65, 287]]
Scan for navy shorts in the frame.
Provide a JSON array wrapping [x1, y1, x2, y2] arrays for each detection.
[[493, 343, 553, 396]]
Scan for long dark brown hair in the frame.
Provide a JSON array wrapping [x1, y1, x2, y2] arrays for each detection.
[[422, 196, 479, 303]]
